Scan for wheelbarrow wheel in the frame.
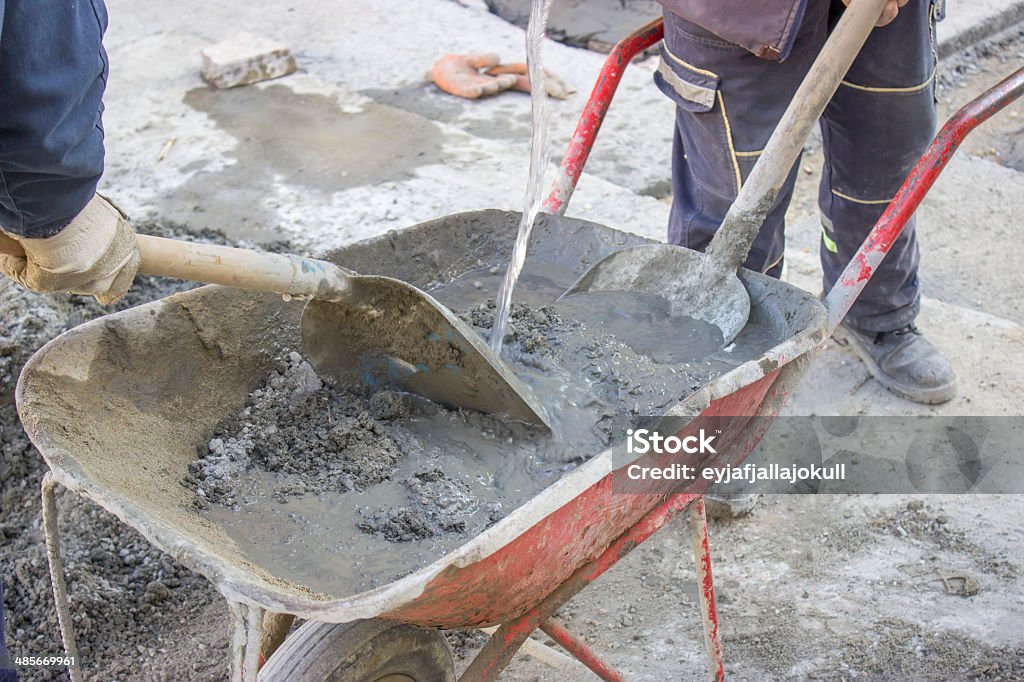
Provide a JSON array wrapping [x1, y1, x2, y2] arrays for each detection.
[[258, 618, 455, 682]]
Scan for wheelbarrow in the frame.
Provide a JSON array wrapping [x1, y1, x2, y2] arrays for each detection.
[[16, 15, 1024, 682]]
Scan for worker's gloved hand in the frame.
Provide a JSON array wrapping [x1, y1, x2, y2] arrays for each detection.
[[0, 194, 141, 305], [484, 63, 576, 100], [428, 53, 518, 99]]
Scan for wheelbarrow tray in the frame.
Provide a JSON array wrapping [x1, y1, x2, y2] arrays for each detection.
[[16, 209, 826, 628]]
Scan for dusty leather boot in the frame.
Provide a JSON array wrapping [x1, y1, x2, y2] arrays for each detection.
[[705, 493, 759, 520], [832, 322, 958, 405]]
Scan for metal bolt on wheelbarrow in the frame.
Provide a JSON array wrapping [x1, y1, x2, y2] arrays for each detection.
[[19, 12, 1024, 682]]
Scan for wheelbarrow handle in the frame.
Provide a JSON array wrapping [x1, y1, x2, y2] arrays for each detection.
[[823, 64, 1024, 333], [0, 230, 356, 302], [543, 17, 665, 215]]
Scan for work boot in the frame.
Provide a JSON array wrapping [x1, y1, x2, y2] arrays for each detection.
[[832, 322, 958, 405], [704, 493, 759, 520]]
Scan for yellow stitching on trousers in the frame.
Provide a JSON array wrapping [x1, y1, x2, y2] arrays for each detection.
[[663, 45, 719, 80], [661, 45, 744, 192], [734, 149, 763, 157], [657, 58, 717, 109], [840, 67, 936, 94], [830, 188, 893, 205], [764, 253, 784, 272], [820, 225, 838, 254], [929, 3, 938, 102], [717, 91, 743, 193]]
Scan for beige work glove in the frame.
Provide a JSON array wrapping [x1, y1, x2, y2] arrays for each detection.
[[0, 194, 141, 305], [428, 54, 519, 99]]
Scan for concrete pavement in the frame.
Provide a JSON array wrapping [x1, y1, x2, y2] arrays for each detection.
[[89, 1, 1024, 678], [101, 0, 673, 252]]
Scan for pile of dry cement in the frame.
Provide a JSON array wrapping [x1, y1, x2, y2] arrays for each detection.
[[187, 349, 539, 547], [186, 352, 415, 507]]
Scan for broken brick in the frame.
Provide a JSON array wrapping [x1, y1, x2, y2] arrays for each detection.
[[200, 32, 297, 89]]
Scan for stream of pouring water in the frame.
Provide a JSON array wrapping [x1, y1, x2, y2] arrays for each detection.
[[490, 0, 554, 355]]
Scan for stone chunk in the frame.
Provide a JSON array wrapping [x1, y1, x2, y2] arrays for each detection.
[[200, 32, 297, 89]]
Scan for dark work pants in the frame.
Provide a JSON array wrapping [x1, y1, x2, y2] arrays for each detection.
[[0, 0, 109, 238], [655, 0, 939, 332]]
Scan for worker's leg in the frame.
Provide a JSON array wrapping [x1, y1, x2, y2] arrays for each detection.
[[819, 0, 936, 330], [0, 0, 109, 238], [820, 0, 957, 404], [656, 1, 830, 278], [656, 4, 835, 517]]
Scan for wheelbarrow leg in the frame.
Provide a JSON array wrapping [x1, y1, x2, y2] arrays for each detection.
[[40, 472, 83, 682], [459, 618, 537, 681], [40, 474, 291, 682], [479, 625, 594, 677], [539, 617, 625, 681], [465, 614, 627, 681], [227, 599, 266, 682], [460, 493, 703, 682], [689, 498, 725, 681]]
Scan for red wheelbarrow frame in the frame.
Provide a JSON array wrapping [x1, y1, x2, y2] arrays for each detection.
[[458, 18, 1024, 682]]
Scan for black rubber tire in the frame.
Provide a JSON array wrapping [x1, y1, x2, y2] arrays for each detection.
[[257, 619, 456, 682]]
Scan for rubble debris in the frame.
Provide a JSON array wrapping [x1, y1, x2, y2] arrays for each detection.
[[200, 32, 297, 89]]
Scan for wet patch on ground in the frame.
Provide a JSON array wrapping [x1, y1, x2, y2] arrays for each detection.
[[184, 84, 444, 193], [486, 0, 661, 54], [164, 83, 447, 242], [362, 84, 534, 141]]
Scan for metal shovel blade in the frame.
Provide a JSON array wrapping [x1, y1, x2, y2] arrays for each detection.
[[301, 275, 551, 428], [561, 243, 750, 344], [0, 229, 552, 429], [560, 0, 886, 348]]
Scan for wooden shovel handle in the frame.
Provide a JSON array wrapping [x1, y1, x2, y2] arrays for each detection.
[[706, 0, 889, 270], [0, 231, 355, 301]]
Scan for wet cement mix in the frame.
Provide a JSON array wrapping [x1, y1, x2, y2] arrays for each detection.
[[184, 264, 775, 597]]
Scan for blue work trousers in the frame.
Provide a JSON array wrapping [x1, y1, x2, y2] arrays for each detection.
[[656, 0, 940, 332], [0, 0, 108, 238]]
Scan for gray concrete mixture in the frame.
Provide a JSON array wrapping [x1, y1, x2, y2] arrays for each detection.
[[183, 264, 766, 596]]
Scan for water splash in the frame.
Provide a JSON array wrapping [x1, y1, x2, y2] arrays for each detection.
[[490, 0, 554, 355]]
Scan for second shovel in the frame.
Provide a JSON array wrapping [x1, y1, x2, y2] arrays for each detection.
[[561, 0, 889, 345]]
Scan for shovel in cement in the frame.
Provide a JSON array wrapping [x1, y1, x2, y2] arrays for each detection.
[[562, 0, 889, 345], [0, 232, 552, 428]]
